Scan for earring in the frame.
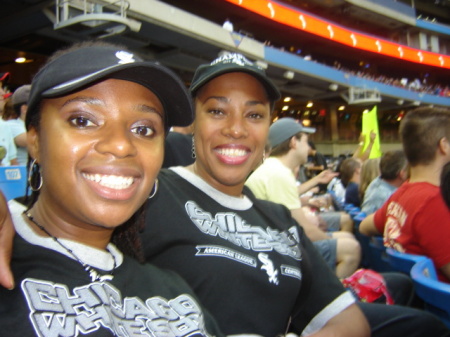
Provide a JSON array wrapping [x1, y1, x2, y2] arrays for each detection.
[[191, 135, 196, 159], [28, 158, 43, 192], [148, 179, 159, 199], [262, 149, 266, 164]]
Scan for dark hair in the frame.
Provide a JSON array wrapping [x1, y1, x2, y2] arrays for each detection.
[[399, 107, 450, 166], [380, 150, 407, 180], [441, 161, 450, 210], [1, 98, 18, 120], [270, 132, 302, 157], [340, 157, 361, 187]]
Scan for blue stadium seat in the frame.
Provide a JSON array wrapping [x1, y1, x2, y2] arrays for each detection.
[[367, 236, 393, 272], [385, 248, 427, 274], [410, 258, 450, 328], [0, 166, 27, 200]]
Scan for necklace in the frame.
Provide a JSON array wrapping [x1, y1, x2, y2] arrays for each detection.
[[24, 211, 116, 282]]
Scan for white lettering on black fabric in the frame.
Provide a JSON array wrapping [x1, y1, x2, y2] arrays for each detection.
[[21, 279, 210, 337]]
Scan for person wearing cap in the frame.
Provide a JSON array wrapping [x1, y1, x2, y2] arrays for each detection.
[[140, 54, 448, 337], [0, 41, 223, 337], [246, 117, 361, 279], [139, 52, 369, 336], [2, 85, 30, 165], [0, 72, 11, 115], [1, 52, 448, 337]]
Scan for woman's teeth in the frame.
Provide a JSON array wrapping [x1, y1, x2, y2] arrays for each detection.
[[83, 173, 134, 189], [217, 148, 247, 157]]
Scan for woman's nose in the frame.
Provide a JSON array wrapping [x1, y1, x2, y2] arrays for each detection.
[[94, 124, 137, 158]]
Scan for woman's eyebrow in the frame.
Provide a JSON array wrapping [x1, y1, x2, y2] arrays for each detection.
[[203, 96, 267, 106], [203, 95, 229, 103], [135, 104, 164, 119], [61, 96, 103, 107]]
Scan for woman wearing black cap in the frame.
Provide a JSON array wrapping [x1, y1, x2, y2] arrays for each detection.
[[137, 53, 449, 337], [0, 41, 222, 337], [140, 53, 370, 336]]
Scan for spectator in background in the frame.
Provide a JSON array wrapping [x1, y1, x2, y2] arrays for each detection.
[[306, 140, 328, 192], [2, 85, 30, 166], [442, 161, 450, 210], [222, 18, 234, 32], [359, 157, 381, 202], [0, 101, 19, 166], [360, 107, 450, 283], [246, 117, 361, 278], [361, 150, 407, 215], [340, 157, 362, 207], [0, 72, 11, 115]]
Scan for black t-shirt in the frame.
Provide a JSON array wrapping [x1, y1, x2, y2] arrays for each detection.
[[141, 168, 354, 336], [1, 207, 223, 337]]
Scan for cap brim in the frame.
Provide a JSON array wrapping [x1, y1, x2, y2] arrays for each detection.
[[31, 62, 193, 130]]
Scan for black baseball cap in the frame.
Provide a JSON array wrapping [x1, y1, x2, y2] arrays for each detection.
[[26, 44, 193, 131], [190, 53, 281, 102], [269, 117, 316, 148]]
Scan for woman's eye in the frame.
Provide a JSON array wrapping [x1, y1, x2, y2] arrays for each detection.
[[69, 116, 95, 128], [208, 109, 224, 116], [132, 126, 154, 137], [249, 112, 263, 119]]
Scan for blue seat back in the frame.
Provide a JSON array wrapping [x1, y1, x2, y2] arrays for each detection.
[[410, 258, 450, 328], [0, 166, 27, 200], [385, 248, 427, 274], [367, 236, 393, 272]]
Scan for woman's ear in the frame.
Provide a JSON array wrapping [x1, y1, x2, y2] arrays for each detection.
[[27, 127, 40, 162]]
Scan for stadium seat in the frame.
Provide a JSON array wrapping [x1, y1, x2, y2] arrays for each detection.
[[0, 166, 27, 201], [367, 236, 393, 272], [410, 258, 450, 328], [385, 248, 427, 274]]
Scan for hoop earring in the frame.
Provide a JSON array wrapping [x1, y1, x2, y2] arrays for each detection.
[[191, 135, 196, 159], [148, 179, 159, 199], [28, 158, 43, 192]]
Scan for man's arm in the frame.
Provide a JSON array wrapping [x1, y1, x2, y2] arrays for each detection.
[[291, 207, 330, 241], [14, 133, 27, 148], [297, 170, 338, 196], [0, 192, 14, 289], [359, 213, 381, 236], [309, 303, 370, 337]]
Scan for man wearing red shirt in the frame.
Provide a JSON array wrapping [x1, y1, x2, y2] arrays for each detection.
[[360, 107, 450, 282]]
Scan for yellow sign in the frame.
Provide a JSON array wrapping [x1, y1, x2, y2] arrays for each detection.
[[362, 105, 382, 158]]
